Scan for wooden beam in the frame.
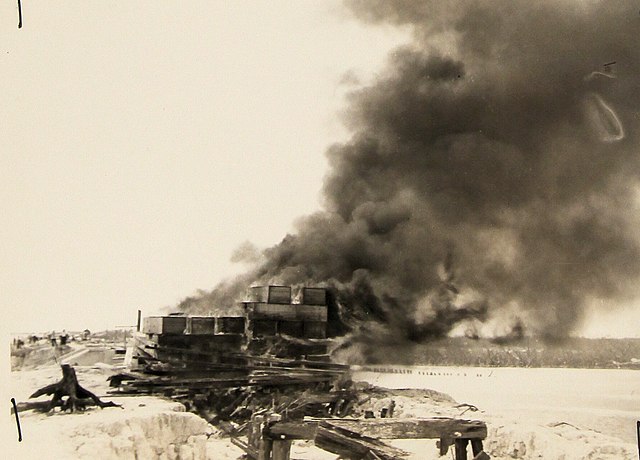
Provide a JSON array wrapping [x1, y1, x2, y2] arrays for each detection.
[[268, 418, 487, 441], [267, 421, 318, 440], [328, 418, 487, 440], [314, 423, 408, 460], [229, 436, 258, 459]]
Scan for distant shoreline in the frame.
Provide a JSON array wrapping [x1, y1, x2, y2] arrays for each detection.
[[334, 336, 640, 369]]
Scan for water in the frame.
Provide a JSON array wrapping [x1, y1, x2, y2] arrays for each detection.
[[353, 365, 640, 443]]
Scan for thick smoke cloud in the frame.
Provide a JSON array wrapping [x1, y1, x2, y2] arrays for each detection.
[[180, 0, 640, 343]]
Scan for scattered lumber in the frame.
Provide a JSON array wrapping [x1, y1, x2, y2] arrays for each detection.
[[28, 364, 120, 413]]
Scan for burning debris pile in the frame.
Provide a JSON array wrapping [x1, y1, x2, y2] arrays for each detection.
[[104, 285, 491, 459], [179, 0, 640, 351], [109, 286, 351, 423]]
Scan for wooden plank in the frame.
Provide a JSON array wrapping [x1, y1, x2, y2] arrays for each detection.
[[315, 422, 408, 460], [327, 418, 487, 440], [246, 303, 327, 321], [237, 352, 347, 370], [267, 418, 487, 441], [267, 422, 318, 440], [230, 436, 259, 459]]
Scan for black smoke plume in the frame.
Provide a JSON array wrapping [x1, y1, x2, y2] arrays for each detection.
[[179, 0, 640, 345]]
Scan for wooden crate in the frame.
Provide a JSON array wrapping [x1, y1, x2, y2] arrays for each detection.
[[251, 319, 278, 337], [142, 316, 186, 335], [155, 333, 244, 352], [303, 321, 327, 339], [297, 305, 328, 321], [245, 303, 327, 322], [278, 320, 304, 338], [248, 285, 292, 304], [215, 316, 246, 334], [185, 317, 216, 335], [301, 287, 327, 306]]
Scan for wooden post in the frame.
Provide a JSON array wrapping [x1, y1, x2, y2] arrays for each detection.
[[258, 437, 273, 460], [471, 439, 484, 456], [272, 440, 292, 460], [438, 437, 452, 455], [136, 310, 142, 332], [454, 438, 469, 460]]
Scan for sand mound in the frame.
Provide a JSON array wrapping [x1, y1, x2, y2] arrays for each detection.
[[485, 421, 637, 459]]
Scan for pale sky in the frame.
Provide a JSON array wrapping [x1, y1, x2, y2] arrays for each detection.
[[1, 1, 410, 333], [1, 1, 639, 337]]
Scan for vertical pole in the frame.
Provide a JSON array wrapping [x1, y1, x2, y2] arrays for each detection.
[[17, 0, 22, 29], [454, 438, 468, 460], [636, 421, 639, 459], [136, 310, 142, 332], [258, 437, 273, 460], [272, 440, 292, 460], [471, 439, 484, 456]]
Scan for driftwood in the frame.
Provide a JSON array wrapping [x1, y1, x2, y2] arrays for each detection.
[[28, 364, 120, 413]]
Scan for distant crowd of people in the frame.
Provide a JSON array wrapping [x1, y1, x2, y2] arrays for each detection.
[[49, 330, 70, 347], [12, 329, 92, 350]]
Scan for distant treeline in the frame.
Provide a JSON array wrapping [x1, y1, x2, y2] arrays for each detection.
[[361, 337, 640, 369]]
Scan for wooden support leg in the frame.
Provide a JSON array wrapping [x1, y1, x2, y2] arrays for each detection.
[[272, 440, 292, 460], [471, 439, 483, 456], [438, 437, 452, 455], [454, 438, 469, 460], [258, 437, 273, 460]]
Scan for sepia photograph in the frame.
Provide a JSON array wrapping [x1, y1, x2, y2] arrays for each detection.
[[3, 1, 640, 458]]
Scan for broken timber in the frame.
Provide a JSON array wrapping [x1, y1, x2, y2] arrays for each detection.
[[241, 415, 489, 460]]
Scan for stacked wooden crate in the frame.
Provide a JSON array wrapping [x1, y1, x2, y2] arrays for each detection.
[[243, 285, 328, 339], [138, 315, 245, 370], [134, 285, 331, 370], [242, 285, 329, 358]]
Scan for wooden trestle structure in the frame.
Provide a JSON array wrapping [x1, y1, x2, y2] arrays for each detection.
[[232, 414, 489, 460]]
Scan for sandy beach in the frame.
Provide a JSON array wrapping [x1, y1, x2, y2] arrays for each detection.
[[5, 341, 638, 459]]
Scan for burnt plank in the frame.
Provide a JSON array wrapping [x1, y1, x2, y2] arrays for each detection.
[[327, 418, 487, 440], [266, 421, 318, 440], [315, 422, 408, 460]]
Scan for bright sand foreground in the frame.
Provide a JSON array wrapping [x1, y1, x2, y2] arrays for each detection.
[[5, 342, 639, 459]]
